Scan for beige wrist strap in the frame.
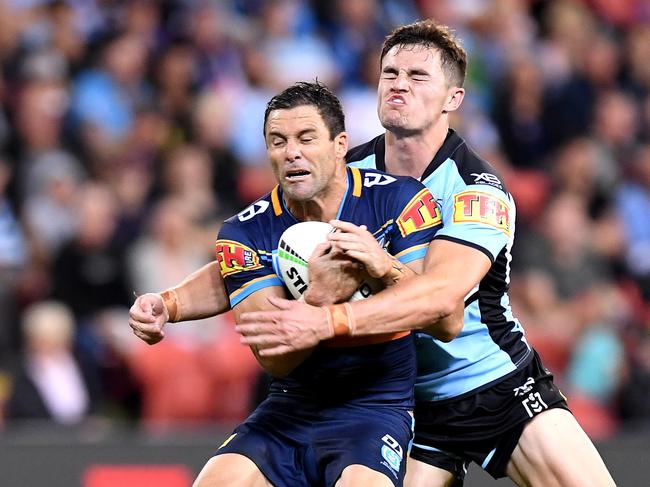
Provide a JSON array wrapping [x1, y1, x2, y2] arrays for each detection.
[[326, 303, 356, 337], [160, 288, 180, 322]]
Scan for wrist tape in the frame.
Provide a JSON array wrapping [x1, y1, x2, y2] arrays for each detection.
[[160, 288, 180, 322], [326, 302, 356, 337]]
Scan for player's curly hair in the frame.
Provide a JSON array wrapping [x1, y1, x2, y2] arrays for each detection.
[[263, 81, 345, 140], [381, 19, 467, 88]]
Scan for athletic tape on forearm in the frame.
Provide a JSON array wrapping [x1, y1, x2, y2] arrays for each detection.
[[326, 303, 356, 337], [160, 288, 180, 322]]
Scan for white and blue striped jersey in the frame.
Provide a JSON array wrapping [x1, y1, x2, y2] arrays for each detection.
[[347, 129, 532, 402]]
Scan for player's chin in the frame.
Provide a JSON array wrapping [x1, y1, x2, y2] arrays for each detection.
[[282, 185, 316, 202], [380, 113, 407, 131]]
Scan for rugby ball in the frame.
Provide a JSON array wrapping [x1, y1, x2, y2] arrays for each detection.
[[275, 221, 382, 301]]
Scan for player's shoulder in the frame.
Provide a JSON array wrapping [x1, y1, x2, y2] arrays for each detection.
[[223, 191, 275, 228], [448, 135, 509, 194], [346, 134, 385, 166], [219, 190, 278, 242], [354, 167, 423, 195]]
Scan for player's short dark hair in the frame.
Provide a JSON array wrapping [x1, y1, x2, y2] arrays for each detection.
[[263, 81, 345, 140], [381, 19, 467, 88]]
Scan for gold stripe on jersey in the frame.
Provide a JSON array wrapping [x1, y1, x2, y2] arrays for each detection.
[[271, 185, 282, 216], [350, 167, 362, 197]]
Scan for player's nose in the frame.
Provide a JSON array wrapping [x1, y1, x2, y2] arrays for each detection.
[[284, 138, 301, 161], [391, 71, 409, 91]]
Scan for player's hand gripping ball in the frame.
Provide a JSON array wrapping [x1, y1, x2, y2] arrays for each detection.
[[275, 221, 382, 301]]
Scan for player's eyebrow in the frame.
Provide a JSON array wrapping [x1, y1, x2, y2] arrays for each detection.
[[267, 128, 317, 139], [266, 129, 288, 139]]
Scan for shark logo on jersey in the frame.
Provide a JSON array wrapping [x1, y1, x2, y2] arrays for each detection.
[[215, 240, 263, 276], [453, 190, 511, 235], [397, 188, 442, 237], [513, 377, 535, 397]]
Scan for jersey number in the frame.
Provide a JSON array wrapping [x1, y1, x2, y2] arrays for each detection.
[[364, 173, 396, 187], [238, 201, 270, 222]]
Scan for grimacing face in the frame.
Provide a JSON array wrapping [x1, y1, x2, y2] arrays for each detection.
[[265, 105, 346, 202], [378, 45, 455, 136]]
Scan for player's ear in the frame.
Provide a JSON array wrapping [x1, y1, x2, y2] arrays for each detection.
[[443, 87, 464, 113], [334, 131, 348, 160], [334, 132, 348, 157]]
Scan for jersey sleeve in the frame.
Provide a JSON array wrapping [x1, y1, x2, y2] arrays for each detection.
[[434, 183, 513, 262], [215, 221, 284, 308], [387, 177, 443, 264]]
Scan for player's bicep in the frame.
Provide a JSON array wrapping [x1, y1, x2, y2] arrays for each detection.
[[232, 286, 311, 377], [231, 285, 287, 322], [423, 239, 491, 301]]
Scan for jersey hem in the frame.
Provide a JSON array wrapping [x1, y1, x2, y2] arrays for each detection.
[[415, 349, 534, 405]]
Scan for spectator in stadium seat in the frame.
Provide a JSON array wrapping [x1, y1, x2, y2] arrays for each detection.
[[6, 301, 101, 424]]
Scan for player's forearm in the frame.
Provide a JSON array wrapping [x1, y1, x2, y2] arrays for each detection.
[[164, 262, 230, 321], [339, 241, 490, 341], [349, 273, 462, 341]]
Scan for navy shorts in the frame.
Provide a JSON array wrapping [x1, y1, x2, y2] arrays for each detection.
[[215, 393, 414, 487], [410, 350, 569, 484]]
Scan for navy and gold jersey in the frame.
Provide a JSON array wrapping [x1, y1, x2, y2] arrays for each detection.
[[347, 129, 532, 402], [215, 166, 442, 407]]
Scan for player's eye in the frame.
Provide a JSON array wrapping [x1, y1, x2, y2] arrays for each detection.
[[300, 137, 314, 143], [411, 74, 429, 81], [271, 138, 285, 147]]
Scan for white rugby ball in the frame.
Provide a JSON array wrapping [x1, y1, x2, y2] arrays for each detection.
[[275, 221, 382, 301]]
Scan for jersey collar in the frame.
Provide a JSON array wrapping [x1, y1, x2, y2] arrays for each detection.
[[374, 128, 466, 181], [272, 166, 360, 221]]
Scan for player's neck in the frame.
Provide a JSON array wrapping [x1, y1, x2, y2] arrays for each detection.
[[384, 120, 449, 179], [286, 167, 348, 223]]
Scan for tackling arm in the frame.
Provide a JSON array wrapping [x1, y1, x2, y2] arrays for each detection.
[[349, 239, 490, 341], [237, 239, 488, 356]]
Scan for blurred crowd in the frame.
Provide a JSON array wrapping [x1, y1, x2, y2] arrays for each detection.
[[0, 0, 649, 439]]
